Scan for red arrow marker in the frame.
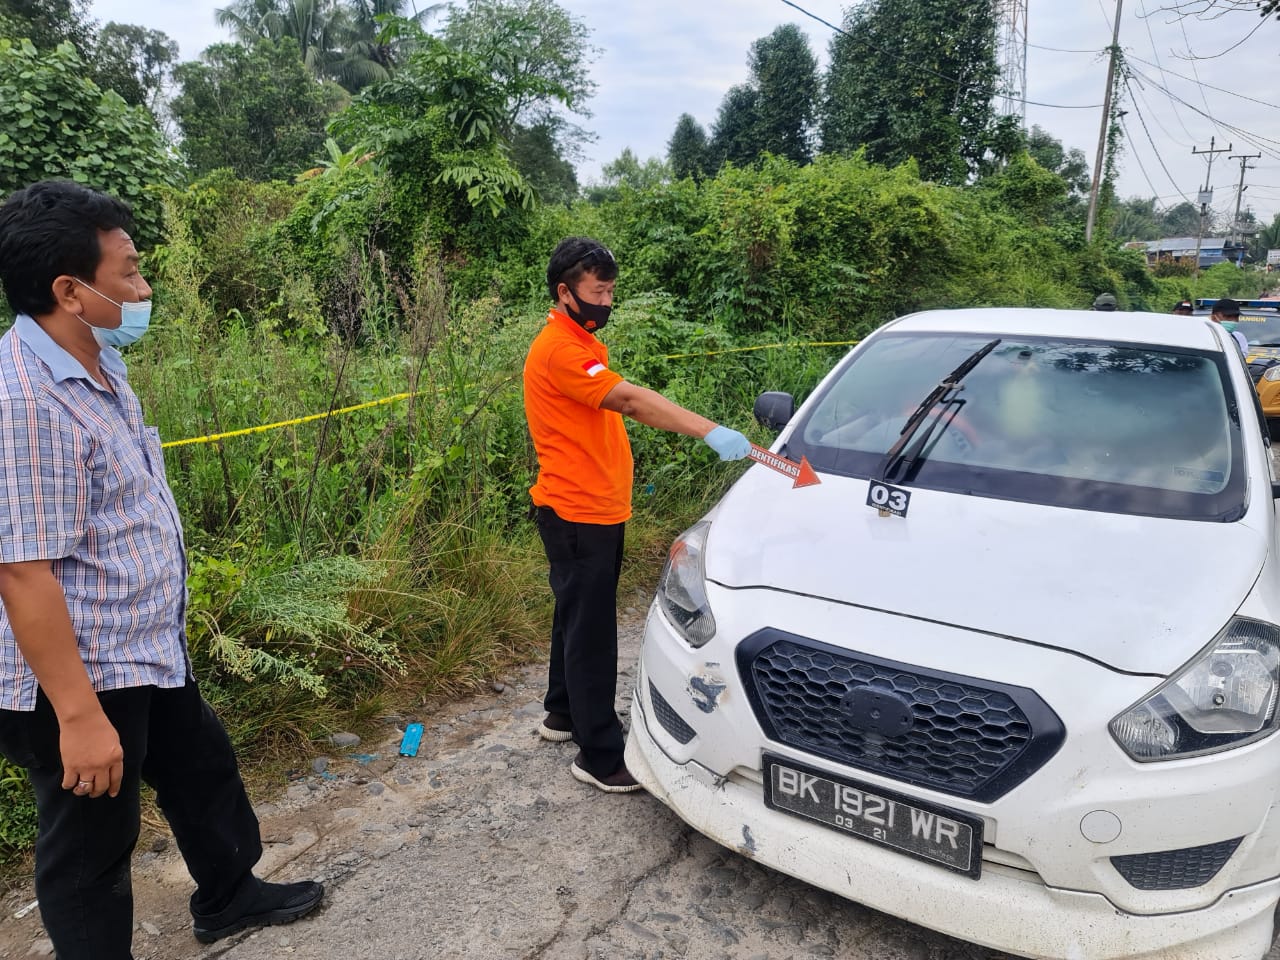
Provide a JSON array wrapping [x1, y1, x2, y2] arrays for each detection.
[[748, 443, 821, 488]]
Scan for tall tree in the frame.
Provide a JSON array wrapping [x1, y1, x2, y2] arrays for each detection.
[[329, 28, 553, 230], [667, 113, 710, 181], [510, 119, 578, 205], [748, 24, 818, 165], [584, 148, 668, 203], [92, 23, 178, 111], [441, 0, 593, 208], [1025, 125, 1091, 197], [1251, 212, 1280, 263], [0, 0, 94, 55], [1110, 197, 1162, 241], [215, 0, 413, 91], [342, 0, 440, 78], [171, 38, 344, 180], [600, 148, 668, 190], [0, 0, 175, 110], [709, 84, 760, 169], [821, 0, 1000, 184], [215, 0, 348, 80], [443, 0, 596, 134], [1157, 201, 1209, 237]]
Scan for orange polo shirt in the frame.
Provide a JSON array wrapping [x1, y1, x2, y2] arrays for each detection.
[[524, 309, 633, 524]]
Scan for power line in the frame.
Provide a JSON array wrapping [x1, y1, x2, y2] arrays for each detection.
[[1127, 66, 1280, 162], [1126, 71, 1195, 149], [1125, 53, 1280, 111], [1026, 41, 1103, 54], [1118, 111, 1166, 201], [1134, 0, 1199, 142], [775, 0, 1106, 110], [1097, 0, 1116, 31], [1123, 75, 1193, 202], [1176, 17, 1219, 135]]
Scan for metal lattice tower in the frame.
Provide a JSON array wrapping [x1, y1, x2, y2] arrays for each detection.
[[995, 0, 1029, 124]]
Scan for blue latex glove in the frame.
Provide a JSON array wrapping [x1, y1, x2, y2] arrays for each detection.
[[703, 425, 752, 461]]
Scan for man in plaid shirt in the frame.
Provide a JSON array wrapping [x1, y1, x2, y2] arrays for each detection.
[[0, 180, 323, 959]]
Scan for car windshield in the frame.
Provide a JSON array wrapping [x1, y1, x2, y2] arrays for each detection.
[[1235, 312, 1280, 347], [787, 333, 1245, 521]]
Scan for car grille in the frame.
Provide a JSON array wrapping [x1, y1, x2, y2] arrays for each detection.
[[649, 681, 696, 745], [1111, 838, 1243, 890], [737, 629, 1065, 803]]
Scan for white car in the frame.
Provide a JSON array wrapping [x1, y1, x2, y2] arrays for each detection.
[[625, 308, 1280, 960]]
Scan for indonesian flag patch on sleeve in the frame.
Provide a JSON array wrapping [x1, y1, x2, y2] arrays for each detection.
[[581, 359, 607, 377]]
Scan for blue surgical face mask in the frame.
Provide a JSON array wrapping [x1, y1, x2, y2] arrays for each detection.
[[1221, 320, 1239, 333], [77, 280, 152, 347]]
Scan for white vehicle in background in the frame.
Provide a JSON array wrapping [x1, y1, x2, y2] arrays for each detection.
[[626, 308, 1280, 960]]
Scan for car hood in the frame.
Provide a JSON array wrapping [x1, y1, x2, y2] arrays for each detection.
[[704, 467, 1266, 675]]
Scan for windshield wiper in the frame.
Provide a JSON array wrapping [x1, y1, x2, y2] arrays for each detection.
[[879, 338, 1002, 483]]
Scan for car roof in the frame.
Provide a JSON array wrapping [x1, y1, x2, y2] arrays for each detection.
[[885, 307, 1222, 351]]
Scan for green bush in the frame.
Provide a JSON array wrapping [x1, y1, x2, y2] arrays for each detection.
[[0, 39, 180, 246], [0, 758, 37, 859], [1149, 262, 1265, 310]]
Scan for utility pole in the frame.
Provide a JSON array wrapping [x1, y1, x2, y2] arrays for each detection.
[[1192, 137, 1232, 278], [1085, 0, 1124, 243], [1230, 152, 1261, 251]]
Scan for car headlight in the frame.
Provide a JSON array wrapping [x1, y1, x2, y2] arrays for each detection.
[[656, 521, 716, 648], [1111, 618, 1280, 761], [1264, 365, 1280, 382]]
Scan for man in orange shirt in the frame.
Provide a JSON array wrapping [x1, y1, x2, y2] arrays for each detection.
[[524, 237, 750, 792]]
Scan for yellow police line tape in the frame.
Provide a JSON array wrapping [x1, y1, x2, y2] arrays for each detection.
[[657, 339, 859, 360], [161, 392, 418, 449], [160, 340, 863, 449]]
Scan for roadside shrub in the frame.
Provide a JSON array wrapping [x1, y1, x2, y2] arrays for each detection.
[[0, 759, 36, 859], [0, 39, 179, 247], [1149, 262, 1265, 310], [154, 171, 301, 324]]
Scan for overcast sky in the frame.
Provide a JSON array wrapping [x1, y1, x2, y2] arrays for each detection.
[[85, 0, 1280, 225]]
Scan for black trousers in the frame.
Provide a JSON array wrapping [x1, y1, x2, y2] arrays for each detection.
[[535, 506, 626, 778], [0, 678, 262, 960]]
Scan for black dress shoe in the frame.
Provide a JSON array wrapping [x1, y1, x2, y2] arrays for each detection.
[[192, 876, 324, 944]]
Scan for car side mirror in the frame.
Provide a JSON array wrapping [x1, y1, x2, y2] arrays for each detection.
[[754, 391, 795, 431]]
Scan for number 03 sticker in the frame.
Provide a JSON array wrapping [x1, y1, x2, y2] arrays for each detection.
[[867, 480, 911, 518]]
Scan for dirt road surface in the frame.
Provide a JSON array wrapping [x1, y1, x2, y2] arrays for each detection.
[[2, 599, 1278, 960]]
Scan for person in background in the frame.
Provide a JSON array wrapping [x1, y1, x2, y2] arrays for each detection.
[[1210, 297, 1249, 353], [1092, 293, 1118, 312], [1172, 300, 1194, 316], [523, 237, 751, 793], [0, 180, 324, 960]]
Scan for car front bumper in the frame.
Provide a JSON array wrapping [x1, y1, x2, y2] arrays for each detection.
[[628, 688, 1279, 960], [626, 591, 1280, 960]]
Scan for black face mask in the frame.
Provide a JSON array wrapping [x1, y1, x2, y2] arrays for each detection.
[[565, 288, 612, 332]]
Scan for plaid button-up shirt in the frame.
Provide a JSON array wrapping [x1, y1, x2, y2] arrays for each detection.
[[0, 314, 188, 711]]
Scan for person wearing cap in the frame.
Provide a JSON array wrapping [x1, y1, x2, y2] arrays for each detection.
[[1211, 298, 1249, 353], [524, 236, 751, 793], [1172, 301, 1194, 316], [1091, 293, 1118, 312]]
